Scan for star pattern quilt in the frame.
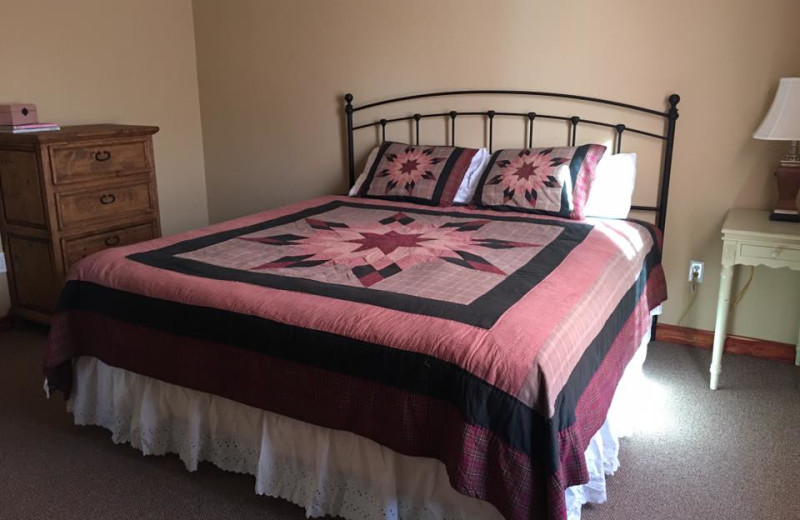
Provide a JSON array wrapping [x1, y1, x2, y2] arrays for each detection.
[[44, 195, 666, 520]]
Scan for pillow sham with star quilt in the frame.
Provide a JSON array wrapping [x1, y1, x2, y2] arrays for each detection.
[[473, 145, 606, 220], [357, 141, 478, 207]]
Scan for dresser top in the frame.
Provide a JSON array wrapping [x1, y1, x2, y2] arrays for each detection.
[[723, 209, 800, 242], [0, 124, 159, 145]]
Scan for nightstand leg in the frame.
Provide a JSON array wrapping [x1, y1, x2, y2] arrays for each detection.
[[710, 264, 734, 390], [795, 322, 800, 366]]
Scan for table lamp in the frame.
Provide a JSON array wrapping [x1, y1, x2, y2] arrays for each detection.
[[754, 77, 800, 222]]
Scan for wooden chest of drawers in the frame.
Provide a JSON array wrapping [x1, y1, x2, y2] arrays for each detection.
[[0, 124, 160, 323]]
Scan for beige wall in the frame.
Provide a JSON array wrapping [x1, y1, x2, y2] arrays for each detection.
[[0, 0, 208, 317], [194, 0, 800, 344]]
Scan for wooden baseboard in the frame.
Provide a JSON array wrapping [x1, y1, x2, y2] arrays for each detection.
[[656, 323, 796, 364]]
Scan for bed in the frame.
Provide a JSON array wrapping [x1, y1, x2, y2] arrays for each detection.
[[44, 89, 679, 520]]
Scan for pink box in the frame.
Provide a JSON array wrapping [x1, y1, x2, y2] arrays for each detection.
[[0, 104, 39, 126]]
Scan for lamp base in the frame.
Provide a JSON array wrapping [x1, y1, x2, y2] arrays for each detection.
[[773, 165, 800, 222], [769, 211, 800, 223]]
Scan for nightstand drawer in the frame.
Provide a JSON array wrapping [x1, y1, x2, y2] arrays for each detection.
[[740, 244, 800, 263], [57, 182, 155, 229], [50, 138, 151, 184], [63, 222, 157, 270]]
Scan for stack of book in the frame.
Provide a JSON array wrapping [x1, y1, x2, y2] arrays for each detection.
[[0, 122, 60, 134]]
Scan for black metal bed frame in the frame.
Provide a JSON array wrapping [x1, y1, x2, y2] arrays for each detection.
[[344, 89, 679, 233]]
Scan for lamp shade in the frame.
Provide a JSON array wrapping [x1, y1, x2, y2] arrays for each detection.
[[754, 78, 800, 140]]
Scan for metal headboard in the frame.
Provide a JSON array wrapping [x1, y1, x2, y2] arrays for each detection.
[[344, 89, 680, 234]]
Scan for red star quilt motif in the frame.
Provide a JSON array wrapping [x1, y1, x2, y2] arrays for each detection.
[[129, 199, 594, 326], [240, 212, 543, 288]]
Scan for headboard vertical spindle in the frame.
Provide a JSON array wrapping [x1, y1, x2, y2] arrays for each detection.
[[570, 116, 580, 146], [614, 124, 626, 154], [527, 112, 536, 148], [487, 110, 496, 153], [344, 93, 355, 187], [656, 94, 681, 232], [449, 111, 457, 146]]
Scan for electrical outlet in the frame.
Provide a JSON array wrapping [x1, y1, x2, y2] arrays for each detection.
[[688, 260, 704, 283], [0, 252, 5, 274]]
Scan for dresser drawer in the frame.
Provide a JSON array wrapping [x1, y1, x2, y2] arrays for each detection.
[[63, 222, 157, 270], [50, 138, 151, 184], [739, 243, 800, 263], [56, 182, 155, 229]]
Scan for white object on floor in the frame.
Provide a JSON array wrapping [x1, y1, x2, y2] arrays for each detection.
[[67, 319, 655, 520]]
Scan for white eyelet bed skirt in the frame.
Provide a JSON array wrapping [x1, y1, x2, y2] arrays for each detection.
[[64, 317, 655, 520]]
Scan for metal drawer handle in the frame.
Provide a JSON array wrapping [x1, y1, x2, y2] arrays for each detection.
[[94, 150, 112, 162], [99, 193, 116, 205], [104, 235, 120, 247], [771, 248, 782, 259]]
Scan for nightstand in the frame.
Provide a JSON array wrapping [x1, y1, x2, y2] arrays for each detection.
[[710, 209, 800, 389]]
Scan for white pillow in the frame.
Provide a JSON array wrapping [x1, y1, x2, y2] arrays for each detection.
[[453, 147, 490, 204], [348, 146, 380, 196], [348, 146, 490, 203], [583, 152, 637, 219]]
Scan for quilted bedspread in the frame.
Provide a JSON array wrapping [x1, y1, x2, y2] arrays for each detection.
[[44, 195, 666, 520]]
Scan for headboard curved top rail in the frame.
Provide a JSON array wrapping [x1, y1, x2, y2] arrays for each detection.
[[343, 89, 679, 234], [349, 89, 672, 117]]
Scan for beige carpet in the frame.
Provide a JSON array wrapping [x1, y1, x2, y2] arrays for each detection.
[[0, 328, 798, 520]]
